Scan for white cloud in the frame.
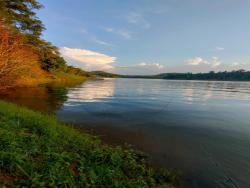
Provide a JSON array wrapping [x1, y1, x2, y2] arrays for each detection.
[[215, 47, 225, 51], [138, 62, 147, 66], [79, 28, 113, 46], [211, 57, 221, 67], [104, 27, 114, 32], [126, 12, 151, 29], [79, 28, 88, 34], [186, 57, 221, 68], [186, 57, 209, 65], [230, 62, 239, 67], [138, 62, 164, 69], [168, 57, 250, 73], [91, 37, 113, 46], [114, 62, 166, 75], [60, 47, 116, 71], [117, 30, 132, 39], [229, 62, 250, 70], [104, 27, 132, 39]]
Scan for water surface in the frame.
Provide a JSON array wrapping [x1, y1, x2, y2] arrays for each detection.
[[2, 78, 250, 188]]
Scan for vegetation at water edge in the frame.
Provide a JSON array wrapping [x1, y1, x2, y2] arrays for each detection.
[[0, 0, 90, 89], [0, 101, 179, 187]]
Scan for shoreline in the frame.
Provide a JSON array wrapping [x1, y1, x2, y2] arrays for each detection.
[[0, 100, 179, 187], [0, 75, 89, 91]]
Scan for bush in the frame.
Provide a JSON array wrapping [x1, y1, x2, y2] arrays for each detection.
[[0, 101, 179, 187]]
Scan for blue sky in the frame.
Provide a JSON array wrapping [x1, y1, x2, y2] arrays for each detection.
[[38, 0, 250, 74]]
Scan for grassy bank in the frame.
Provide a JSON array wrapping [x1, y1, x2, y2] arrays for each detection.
[[16, 71, 90, 88], [0, 101, 178, 187]]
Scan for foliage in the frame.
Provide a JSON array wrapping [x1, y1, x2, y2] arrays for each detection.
[[48, 71, 90, 87], [91, 71, 120, 78], [156, 70, 250, 81], [0, 0, 44, 37], [0, 0, 84, 75], [0, 101, 178, 187], [0, 0, 91, 88], [63, 66, 92, 77], [36, 41, 66, 71], [119, 70, 250, 81], [0, 21, 89, 88], [0, 22, 41, 87]]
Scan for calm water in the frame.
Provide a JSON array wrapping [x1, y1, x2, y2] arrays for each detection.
[[1, 78, 250, 188]]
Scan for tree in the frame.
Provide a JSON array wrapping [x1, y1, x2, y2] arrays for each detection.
[[0, 22, 38, 87], [0, 0, 86, 80], [0, 0, 44, 37], [0, 0, 66, 72], [36, 41, 67, 71]]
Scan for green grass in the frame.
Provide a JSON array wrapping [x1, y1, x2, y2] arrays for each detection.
[[15, 72, 90, 89], [0, 101, 178, 187], [50, 71, 90, 85]]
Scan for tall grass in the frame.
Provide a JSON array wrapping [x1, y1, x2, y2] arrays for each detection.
[[0, 101, 178, 187], [15, 71, 90, 88]]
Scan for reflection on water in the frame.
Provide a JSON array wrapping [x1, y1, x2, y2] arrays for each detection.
[[57, 79, 250, 188], [0, 86, 68, 113], [180, 81, 250, 104], [65, 79, 114, 104], [1, 78, 250, 188]]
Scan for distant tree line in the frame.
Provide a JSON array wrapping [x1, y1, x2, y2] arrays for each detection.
[[91, 71, 119, 78], [110, 70, 250, 81], [156, 70, 250, 81]]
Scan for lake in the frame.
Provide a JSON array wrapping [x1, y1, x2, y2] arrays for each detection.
[[1, 78, 250, 188]]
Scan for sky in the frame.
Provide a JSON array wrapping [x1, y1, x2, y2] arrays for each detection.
[[38, 0, 250, 75]]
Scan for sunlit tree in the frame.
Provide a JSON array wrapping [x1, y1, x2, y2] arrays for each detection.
[[0, 22, 38, 87]]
